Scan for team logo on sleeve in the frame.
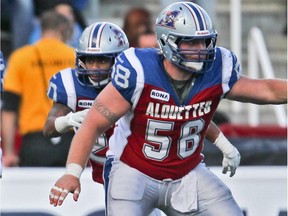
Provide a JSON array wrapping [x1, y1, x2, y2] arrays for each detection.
[[150, 90, 170, 102], [157, 10, 180, 29]]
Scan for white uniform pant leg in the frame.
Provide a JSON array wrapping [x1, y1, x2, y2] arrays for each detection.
[[193, 163, 243, 216], [161, 163, 243, 216], [105, 158, 161, 216], [104, 159, 242, 216]]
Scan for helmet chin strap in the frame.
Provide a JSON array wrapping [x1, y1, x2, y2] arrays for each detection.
[[182, 62, 203, 71], [88, 76, 109, 87], [88, 77, 98, 85]]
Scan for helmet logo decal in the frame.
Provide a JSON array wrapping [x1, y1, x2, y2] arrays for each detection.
[[157, 10, 180, 29], [112, 28, 125, 47]]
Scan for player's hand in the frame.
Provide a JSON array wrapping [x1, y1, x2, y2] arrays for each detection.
[[49, 174, 81, 207], [222, 147, 241, 177], [66, 109, 89, 128], [55, 109, 89, 133]]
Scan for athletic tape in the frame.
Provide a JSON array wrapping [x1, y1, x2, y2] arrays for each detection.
[[65, 163, 83, 179], [63, 189, 69, 194], [52, 186, 63, 192]]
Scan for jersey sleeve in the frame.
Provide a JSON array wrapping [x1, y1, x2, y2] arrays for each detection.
[[111, 48, 142, 105], [47, 68, 71, 106], [219, 47, 242, 95]]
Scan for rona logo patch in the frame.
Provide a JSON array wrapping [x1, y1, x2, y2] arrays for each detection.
[[150, 90, 170, 102], [78, 100, 93, 108]]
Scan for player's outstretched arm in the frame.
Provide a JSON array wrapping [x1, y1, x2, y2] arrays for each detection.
[[226, 76, 287, 104], [206, 121, 241, 177]]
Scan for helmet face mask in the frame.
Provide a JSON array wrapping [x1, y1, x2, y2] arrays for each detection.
[[76, 54, 115, 88], [155, 2, 218, 74], [171, 36, 217, 73], [75, 22, 129, 88]]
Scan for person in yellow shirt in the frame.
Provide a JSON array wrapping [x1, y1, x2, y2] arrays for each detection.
[[2, 10, 75, 167]]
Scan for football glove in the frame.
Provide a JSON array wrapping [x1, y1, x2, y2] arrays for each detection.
[[54, 109, 89, 133], [213, 132, 241, 177]]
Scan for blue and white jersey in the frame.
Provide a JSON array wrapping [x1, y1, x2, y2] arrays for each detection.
[[47, 68, 112, 184], [47, 68, 98, 112], [109, 47, 242, 180]]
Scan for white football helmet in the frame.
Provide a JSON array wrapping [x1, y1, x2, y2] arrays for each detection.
[[155, 2, 217, 73], [76, 22, 129, 88]]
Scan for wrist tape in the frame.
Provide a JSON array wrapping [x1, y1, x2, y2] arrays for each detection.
[[213, 132, 234, 156], [65, 163, 83, 179], [54, 115, 70, 133]]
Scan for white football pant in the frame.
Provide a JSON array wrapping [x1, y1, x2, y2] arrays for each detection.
[[104, 157, 243, 216]]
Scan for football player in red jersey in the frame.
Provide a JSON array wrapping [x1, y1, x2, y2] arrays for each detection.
[[48, 2, 288, 213], [47, 21, 241, 216]]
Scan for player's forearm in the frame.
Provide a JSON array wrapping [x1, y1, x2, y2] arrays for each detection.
[[252, 79, 287, 104], [44, 103, 75, 137], [43, 117, 62, 138], [267, 79, 287, 104], [66, 128, 94, 168], [66, 108, 113, 173], [206, 121, 237, 157], [252, 79, 288, 104], [205, 121, 220, 143], [65, 122, 100, 179], [227, 76, 287, 104]]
